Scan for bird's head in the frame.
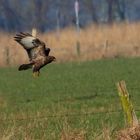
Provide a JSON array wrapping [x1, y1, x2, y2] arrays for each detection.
[[49, 56, 56, 62]]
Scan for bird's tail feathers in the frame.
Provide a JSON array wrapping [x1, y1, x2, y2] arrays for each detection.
[[18, 63, 34, 71]]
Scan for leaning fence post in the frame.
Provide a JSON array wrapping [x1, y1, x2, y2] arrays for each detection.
[[116, 80, 138, 127]]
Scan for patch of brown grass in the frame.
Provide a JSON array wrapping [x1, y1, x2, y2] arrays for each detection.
[[1, 22, 140, 66], [60, 129, 85, 140], [60, 117, 86, 140], [117, 124, 140, 140], [0, 96, 7, 108]]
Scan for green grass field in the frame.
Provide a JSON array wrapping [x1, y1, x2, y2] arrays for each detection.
[[0, 58, 140, 139]]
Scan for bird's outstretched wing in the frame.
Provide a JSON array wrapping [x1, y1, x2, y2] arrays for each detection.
[[14, 32, 50, 61], [14, 32, 42, 49]]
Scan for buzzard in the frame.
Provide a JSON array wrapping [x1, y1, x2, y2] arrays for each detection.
[[14, 32, 56, 77]]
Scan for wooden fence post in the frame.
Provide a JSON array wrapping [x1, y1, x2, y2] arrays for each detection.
[[5, 47, 10, 66], [75, 0, 81, 57], [117, 80, 138, 127]]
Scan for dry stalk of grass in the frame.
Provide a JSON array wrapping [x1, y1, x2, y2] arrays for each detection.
[[1, 22, 140, 66], [1, 126, 15, 140], [117, 124, 140, 140], [60, 117, 86, 140], [94, 123, 115, 140], [60, 130, 86, 140], [0, 96, 7, 108]]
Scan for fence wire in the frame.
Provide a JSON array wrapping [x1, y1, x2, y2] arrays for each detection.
[[0, 109, 140, 122], [0, 87, 140, 122]]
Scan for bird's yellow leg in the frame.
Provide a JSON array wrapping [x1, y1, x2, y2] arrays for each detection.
[[33, 71, 40, 78]]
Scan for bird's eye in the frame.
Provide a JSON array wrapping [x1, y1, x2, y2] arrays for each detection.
[[32, 40, 36, 46]]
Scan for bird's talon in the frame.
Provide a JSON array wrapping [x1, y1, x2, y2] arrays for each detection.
[[33, 72, 39, 77]]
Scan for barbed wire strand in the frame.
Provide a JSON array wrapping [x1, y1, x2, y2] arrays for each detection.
[[0, 109, 140, 122]]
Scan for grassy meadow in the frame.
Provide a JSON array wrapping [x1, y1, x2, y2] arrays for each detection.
[[0, 58, 140, 139]]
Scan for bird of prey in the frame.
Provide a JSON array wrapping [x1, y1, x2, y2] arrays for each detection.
[[14, 32, 56, 77]]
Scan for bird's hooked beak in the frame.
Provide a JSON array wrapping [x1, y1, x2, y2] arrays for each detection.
[[53, 58, 56, 62]]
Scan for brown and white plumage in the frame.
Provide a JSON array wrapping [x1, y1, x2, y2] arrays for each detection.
[[14, 32, 56, 77]]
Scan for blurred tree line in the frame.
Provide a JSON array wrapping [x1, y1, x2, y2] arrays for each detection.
[[0, 0, 140, 32]]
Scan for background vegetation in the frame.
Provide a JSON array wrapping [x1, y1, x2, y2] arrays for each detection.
[[0, 23, 140, 66], [0, 0, 140, 32]]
